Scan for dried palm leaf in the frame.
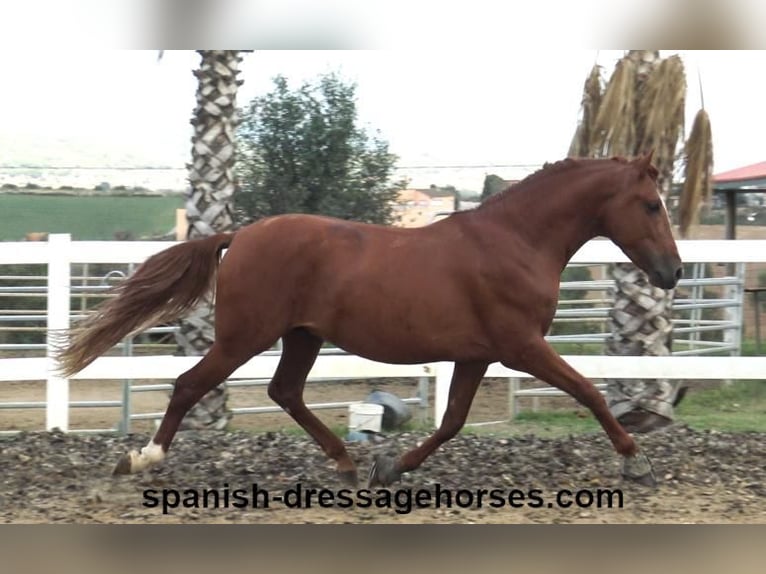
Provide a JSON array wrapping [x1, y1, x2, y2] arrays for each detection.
[[635, 55, 686, 195], [568, 64, 603, 157], [590, 57, 637, 158], [679, 108, 713, 237]]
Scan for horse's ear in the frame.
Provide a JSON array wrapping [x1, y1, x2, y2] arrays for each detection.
[[631, 150, 659, 181], [634, 149, 654, 172]]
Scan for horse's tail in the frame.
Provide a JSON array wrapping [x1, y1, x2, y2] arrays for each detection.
[[56, 232, 236, 377]]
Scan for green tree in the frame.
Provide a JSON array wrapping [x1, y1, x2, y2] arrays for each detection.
[[234, 74, 404, 225], [481, 174, 507, 202]]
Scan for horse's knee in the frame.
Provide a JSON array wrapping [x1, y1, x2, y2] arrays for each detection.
[[267, 382, 298, 408], [266, 382, 282, 404]]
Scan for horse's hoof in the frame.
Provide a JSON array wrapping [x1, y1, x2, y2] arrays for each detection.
[[628, 471, 658, 487], [621, 452, 657, 487], [338, 469, 359, 488], [112, 452, 134, 476], [367, 454, 402, 488]]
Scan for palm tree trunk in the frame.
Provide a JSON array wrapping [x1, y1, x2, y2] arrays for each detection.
[[604, 263, 682, 432], [174, 50, 243, 430]]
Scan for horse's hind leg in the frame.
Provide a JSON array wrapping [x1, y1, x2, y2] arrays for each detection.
[[368, 361, 488, 487], [506, 338, 655, 486], [113, 342, 254, 475], [266, 328, 359, 486]]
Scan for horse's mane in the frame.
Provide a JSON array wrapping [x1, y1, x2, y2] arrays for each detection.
[[479, 157, 586, 208], [477, 155, 642, 210]]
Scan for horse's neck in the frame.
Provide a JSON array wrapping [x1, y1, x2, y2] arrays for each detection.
[[478, 169, 609, 270]]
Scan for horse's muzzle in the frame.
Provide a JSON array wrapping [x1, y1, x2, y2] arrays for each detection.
[[649, 257, 683, 290]]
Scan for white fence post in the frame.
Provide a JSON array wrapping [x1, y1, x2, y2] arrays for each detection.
[[433, 362, 454, 428], [46, 233, 71, 431]]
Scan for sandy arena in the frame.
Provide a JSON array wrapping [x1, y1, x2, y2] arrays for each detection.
[[1, 378, 764, 523]]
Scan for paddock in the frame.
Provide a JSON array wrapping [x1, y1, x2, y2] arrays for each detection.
[[1, 236, 765, 523], [2, 423, 765, 523]]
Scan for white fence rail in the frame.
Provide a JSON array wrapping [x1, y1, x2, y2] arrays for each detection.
[[1, 234, 765, 432]]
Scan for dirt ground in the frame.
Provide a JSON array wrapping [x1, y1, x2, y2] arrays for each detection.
[[1, 377, 765, 524]]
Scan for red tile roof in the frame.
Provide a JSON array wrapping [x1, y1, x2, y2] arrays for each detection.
[[713, 161, 766, 183]]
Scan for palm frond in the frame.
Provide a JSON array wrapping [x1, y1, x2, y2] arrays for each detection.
[[568, 64, 603, 157], [590, 57, 636, 158], [569, 51, 713, 237], [679, 108, 713, 237], [636, 55, 686, 195]]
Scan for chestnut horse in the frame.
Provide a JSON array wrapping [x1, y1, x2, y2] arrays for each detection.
[[57, 152, 681, 487]]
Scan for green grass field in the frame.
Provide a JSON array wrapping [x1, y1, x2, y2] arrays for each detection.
[[469, 379, 766, 438], [0, 193, 184, 240]]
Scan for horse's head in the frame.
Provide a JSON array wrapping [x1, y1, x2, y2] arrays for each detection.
[[599, 151, 683, 289]]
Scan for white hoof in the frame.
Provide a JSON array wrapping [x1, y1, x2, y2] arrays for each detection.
[[113, 442, 165, 475]]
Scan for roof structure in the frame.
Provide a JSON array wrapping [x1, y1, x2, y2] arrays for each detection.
[[710, 160, 766, 239], [714, 161, 766, 190]]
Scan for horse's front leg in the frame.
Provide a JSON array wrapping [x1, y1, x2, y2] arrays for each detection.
[[506, 338, 656, 486], [368, 361, 488, 487]]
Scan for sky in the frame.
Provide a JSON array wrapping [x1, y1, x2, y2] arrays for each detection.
[[1, 50, 764, 191]]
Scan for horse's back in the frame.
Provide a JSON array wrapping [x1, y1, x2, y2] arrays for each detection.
[[232, 213, 435, 263], [217, 212, 430, 311]]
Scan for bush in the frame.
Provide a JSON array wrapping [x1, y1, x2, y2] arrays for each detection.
[[234, 73, 404, 225]]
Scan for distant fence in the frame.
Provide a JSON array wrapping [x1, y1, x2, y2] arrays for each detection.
[[1, 234, 765, 433]]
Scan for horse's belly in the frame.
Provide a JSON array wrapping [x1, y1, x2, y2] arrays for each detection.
[[317, 309, 494, 364], [331, 336, 488, 364]]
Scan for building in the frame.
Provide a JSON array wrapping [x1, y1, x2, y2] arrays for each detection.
[[392, 189, 455, 228], [713, 160, 766, 238]]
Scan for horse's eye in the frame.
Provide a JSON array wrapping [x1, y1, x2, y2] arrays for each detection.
[[646, 201, 661, 214]]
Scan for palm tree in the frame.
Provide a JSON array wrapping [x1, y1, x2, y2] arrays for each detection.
[[569, 50, 713, 432], [174, 50, 246, 430]]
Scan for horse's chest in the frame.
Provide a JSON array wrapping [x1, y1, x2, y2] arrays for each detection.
[[481, 272, 559, 331]]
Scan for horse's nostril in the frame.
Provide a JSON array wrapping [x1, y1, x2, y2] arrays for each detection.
[[675, 267, 683, 281]]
